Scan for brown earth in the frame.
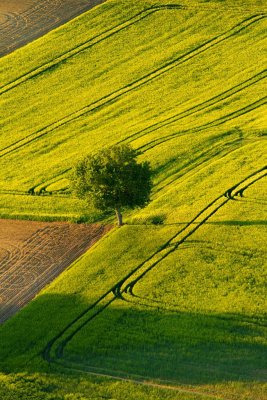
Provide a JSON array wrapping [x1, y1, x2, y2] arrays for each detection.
[[0, 219, 111, 323], [0, 0, 106, 57]]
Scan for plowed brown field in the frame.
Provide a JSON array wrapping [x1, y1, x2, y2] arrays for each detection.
[[0, 0, 106, 56], [0, 219, 110, 323]]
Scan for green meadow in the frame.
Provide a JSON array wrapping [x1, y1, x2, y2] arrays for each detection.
[[0, 0, 266, 399]]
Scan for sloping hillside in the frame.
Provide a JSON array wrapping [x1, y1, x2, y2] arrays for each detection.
[[0, 0, 266, 399], [0, 0, 266, 221]]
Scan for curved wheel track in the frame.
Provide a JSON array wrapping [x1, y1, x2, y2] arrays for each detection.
[[118, 168, 267, 300], [42, 166, 266, 395], [0, 0, 105, 57], [0, 223, 109, 323]]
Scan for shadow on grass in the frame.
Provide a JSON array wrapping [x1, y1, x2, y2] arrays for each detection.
[[62, 303, 267, 385], [1, 291, 265, 385], [207, 220, 267, 226], [157, 220, 267, 227]]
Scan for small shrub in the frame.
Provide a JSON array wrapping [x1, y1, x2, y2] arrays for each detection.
[[148, 214, 165, 225]]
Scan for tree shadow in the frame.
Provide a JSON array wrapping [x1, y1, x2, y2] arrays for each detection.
[[0, 292, 266, 388], [65, 305, 267, 385], [207, 220, 267, 226]]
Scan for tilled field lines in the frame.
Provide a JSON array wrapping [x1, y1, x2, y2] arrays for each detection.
[[42, 166, 266, 393], [0, 0, 106, 57], [0, 219, 110, 323]]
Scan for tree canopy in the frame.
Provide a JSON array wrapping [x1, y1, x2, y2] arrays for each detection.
[[70, 144, 152, 226]]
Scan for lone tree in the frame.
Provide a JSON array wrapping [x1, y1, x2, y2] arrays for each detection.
[[70, 144, 152, 226]]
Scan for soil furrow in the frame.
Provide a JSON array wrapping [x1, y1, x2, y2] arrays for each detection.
[[0, 222, 109, 323], [0, 0, 107, 57]]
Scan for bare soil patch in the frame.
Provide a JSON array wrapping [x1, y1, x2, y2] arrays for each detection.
[[0, 0, 106, 57], [0, 219, 111, 323]]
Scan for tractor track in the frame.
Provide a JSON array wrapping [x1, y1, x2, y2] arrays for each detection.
[[1, 74, 264, 198], [131, 238, 267, 316], [0, 2, 265, 395], [3, 3, 260, 94], [138, 96, 266, 153], [0, 0, 106, 57], [0, 224, 105, 281], [0, 132, 254, 198], [0, 6, 178, 94], [1, 1, 266, 79], [0, 135, 246, 199], [121, 168, 266, 300], [152, 138, 250, 197], [41, 166, 266, 395], [0, 223, 108, 323], [118, 70, 266, 146], [0, 12, 265, 160]]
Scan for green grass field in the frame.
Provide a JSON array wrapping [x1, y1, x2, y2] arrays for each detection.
[[0, 0, 266, 398]]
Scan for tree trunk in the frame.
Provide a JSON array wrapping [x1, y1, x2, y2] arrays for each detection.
[[115, 208, 123, 227]]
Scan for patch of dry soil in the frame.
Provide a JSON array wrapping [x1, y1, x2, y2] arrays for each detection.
[[0, 0, 106, 56], [0, 219, 110, 323]]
